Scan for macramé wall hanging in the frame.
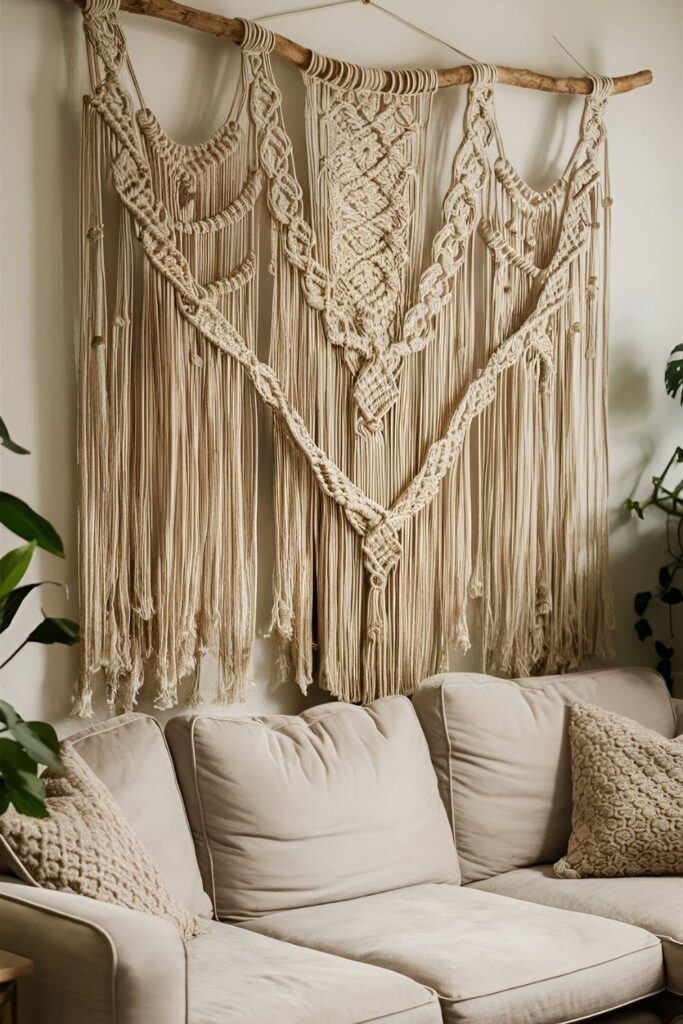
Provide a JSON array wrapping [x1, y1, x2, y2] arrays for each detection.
[[72, 0, 651, 713]]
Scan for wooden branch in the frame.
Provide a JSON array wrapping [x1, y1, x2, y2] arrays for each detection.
[[69, 0, 653, 95]]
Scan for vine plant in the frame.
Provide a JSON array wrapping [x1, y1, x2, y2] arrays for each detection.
[[624, 344, 683, 690]]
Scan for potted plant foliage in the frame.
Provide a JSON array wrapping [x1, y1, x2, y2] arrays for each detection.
[[0, 417, 79, 816]]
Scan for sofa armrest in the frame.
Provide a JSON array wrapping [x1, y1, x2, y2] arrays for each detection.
[[0, 878, 187, 1024], [672, 698, 683, 738]]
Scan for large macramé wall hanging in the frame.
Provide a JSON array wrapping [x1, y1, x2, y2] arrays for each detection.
[[74, 0, 640, 713]]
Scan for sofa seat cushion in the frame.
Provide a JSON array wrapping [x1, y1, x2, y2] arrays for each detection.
[[166, 697, 459, 922], [472, 865, 683, 996], [188, 920, 442, 1024], [68, 713, 212, 918], [412, 668, 677, 884], [240, 883, 664, 1024]]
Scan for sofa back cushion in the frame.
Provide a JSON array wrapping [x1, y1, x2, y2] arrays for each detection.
[[412, 668, 677, 884], [69, 713, 212, 918], [165, 696, 460, 921]]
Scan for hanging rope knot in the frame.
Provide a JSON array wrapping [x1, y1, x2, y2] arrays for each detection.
[[238, 19, 276, 56], [82, 0, 126, 74], [353, 353, 400, 433], [83, 0, 120, 12], [575, 74, 613, 165], [306, 48, 437, 96], [469, 61, 498, 89], [362, 518, 402, 589], [87, 224, 105, 241], [531, 332, 555, 391], [361, 518, 402, 649], [177, 173, 196, 209]]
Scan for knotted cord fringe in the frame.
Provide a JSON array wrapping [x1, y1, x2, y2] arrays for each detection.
[[77, 0, 260, 712]]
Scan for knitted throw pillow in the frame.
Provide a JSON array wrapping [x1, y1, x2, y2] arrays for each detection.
[[0, 744, 202, 940], [555, 702, 683, 879]]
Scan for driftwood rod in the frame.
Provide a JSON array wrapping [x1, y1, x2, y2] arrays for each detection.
[[68, 0, 651, 95], [69, 0, 652, 95]]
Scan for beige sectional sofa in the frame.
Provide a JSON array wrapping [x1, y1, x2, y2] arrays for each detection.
[[1, 667, 681, 1024]]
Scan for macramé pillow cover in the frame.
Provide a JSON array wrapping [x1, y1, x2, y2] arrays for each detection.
[[0, 743, 202, 940], [555, 702, 683, 879]]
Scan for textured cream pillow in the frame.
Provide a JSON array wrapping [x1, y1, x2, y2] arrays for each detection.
[[555, 702, 683, 879], [0, 744, 202, 940]]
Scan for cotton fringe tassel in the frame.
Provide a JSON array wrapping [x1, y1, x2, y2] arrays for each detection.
[[76, 67, 259, 714]]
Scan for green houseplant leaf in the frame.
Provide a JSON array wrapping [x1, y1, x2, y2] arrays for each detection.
[[0, 614, 80, 670], [0, 493, 64, 557], [0, 417, 29, 455], [634, 618, 653, 641], [0, 581, 61, 635], [659, 566, 673, 589], [0, 414, 76, 818], [0, 700, 61, 773], [0, 738, 47, 818], [665, 343, 683, 405], [0, 541, 36, 599], [26, 616, 80, 646]]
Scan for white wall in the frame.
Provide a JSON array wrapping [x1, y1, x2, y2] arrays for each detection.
[[1, 0, 681, 736]]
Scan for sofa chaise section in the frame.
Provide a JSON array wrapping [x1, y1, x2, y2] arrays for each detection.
[[239, 882, 664, 1024]]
